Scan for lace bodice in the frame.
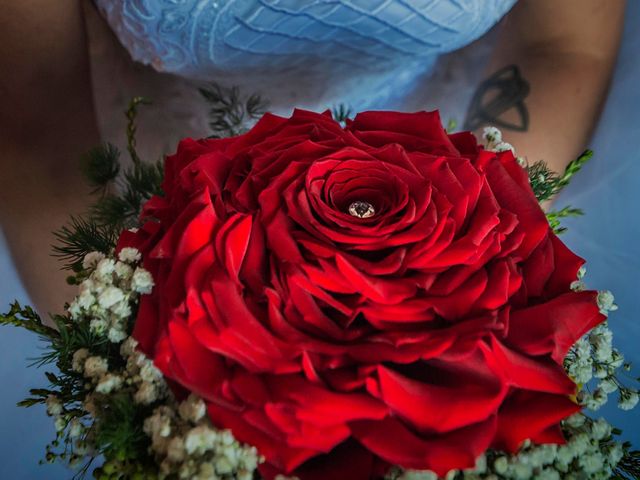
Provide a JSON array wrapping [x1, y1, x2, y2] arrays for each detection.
[[95, 0, 517, 111]]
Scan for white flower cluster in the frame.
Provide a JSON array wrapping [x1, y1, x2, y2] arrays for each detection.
[[44, 394, 89, 464], [67, 248, 153, 343], [570, 265, 587, 292], [482, 127, 524, 165], [144, 395, 262, 480], [62, 249, 259, 479], [388, 415, 624, 480], [596, 290, 618, 316], [391, 455, 488, 480], [564, 287, 638, 412], [70, 337, 167, 415], [121, 337, 168, 405]]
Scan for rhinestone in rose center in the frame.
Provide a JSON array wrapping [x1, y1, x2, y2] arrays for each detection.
[[348, 201, 376, 219]]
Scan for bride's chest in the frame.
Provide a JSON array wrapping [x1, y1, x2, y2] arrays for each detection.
[[96, 0, 516, 76]]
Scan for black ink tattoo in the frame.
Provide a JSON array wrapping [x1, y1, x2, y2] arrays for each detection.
[[464, 65, 531, 132]]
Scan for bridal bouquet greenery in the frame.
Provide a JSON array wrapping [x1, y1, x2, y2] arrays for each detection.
[[2, 88, 639, 480]]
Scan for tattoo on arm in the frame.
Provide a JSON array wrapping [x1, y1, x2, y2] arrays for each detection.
[[464, 65, 531, 132]]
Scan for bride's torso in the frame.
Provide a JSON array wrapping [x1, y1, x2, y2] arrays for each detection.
[[94, 0, 517, 112]]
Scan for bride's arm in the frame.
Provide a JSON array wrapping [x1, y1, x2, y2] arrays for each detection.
[[0, 0, 98, 315], [466, 0, 626, 175]]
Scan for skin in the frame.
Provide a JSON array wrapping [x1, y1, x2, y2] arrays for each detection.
[[469, 0, 626, 174], [0, 0, 97, 317], [0, 0, 626, 315]]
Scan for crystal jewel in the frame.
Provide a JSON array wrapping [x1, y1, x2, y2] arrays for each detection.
[[348, 201, 375, 219]]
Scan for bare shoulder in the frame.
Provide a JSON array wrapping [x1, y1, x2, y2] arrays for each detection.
[[502, 0, 625, 57], [0, 0, 92, 137]]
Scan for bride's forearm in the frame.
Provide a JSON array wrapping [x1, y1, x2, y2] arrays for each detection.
[[0, 0, 99, 316], [0, 143, 93, 317], [466, 0, 625, 175]]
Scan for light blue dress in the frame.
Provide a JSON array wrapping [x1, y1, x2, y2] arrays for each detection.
[[1, 0, 638, 477], [95, 0, 517, 112]]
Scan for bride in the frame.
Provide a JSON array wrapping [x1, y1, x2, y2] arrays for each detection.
[[0, 0, 636, 477]]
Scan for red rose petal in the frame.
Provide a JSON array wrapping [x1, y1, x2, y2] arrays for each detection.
[[507, 291, 605, 363], [492, 390, 579, 452]]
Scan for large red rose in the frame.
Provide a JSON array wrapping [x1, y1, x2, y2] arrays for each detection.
[[118, 110, 604, 479]]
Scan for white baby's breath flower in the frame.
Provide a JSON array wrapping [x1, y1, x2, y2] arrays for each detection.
[[482, 126, 502, 146], [134, 381, 159, 405], [607, 443, 624, 465], [95, 373, 123, 394], [220, 429, 235, 446], [184, 425, 218, 456], [82, 252, 106, 270], [494, 142, 515, 154], [78, 278, 96, 295], [570, 280, 586, 292], [98, 286, 125, 309], [54, 416, 67, 432], [568, 357, 593, 384], [590, 327, 614, 363], [217, 456, 236, 475], [89, 318, 108, 336], [579, 452, 604, 473], [580, 388, 608, 411], [511, 462, 533, 480], [83, 356, 108, 379], [126, 352, 144, 377], [568, 432, 592, 457], [619, 389, 639, 410], [144, 406, 174, 439], [597, 290, 618, 315], [575, 337, 591, 357], [599, 377, 618, 394], [537, 444, 558, 465], [68, 418, 84, 439], [473, 454, 487, 473], [594, 363, 609, 379], [493, 457, 508, 475], [565, 413, 586, 428], [577, 265, 587, 279], [120, 337, 139, 357], [196, 462, 216, 480], [444, 470, 458, 480], [591, 418, 612, 440], [398, 471, 438, 480], [131, 267, 154, 294], [118, 247, 141, 264], [67, 302, 82, 319], [95, 258, 116, 281], [166, 436, 186, 463], [72, 348, 90, 373], [610, 349, 625, 369], [140, 360, 163, 383], [77, 290, 96, 310], [179, 395, 207, 424], [45, 395, 63, 417], [238, 471, 256, 480], [114, 261, 134, 280], [555, 444, 575, 465], [535, 468, 561, 480], [107, 325, 128, 343]]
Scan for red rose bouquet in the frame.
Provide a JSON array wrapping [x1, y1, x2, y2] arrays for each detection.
[[3, 92, 639, 480]]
